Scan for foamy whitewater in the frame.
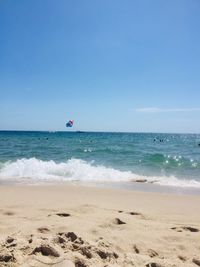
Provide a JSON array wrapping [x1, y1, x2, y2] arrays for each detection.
[[0, 131, 200, 190], [1, 158, 200, 188]]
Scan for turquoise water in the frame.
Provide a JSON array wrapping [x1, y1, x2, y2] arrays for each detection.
[[0, 131, 200, 189]]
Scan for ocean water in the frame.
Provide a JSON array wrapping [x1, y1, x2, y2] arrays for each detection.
[[0, 131, 200, 192]]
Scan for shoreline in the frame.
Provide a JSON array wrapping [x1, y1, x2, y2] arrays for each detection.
[[1, 179, 200, 196], [0, 184, 200, 266]]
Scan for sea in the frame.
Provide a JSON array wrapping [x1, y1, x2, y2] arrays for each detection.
[[0, 131, 200, 194]]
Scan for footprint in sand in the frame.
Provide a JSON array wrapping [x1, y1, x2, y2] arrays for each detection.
[[55, 235, 66, 245], [48, 212, 71, 217], [3, 211, 15, 216], [133, 245, 140, 254], [178, 255, 187, 262], [65, 232, 78, 242], [74, 259, 87, 267], [118, 210, 144, 218], [171, 226, 199, 232], [129, 211, 146, 219], [96, 249, 118, 260], [56, 212, 71, 217], [193, 258, 200, 266], [133, 245, 158, 258], [129, 211, 142, 216], [32, 244, 60, 257], [58, 231, 84, 245], [37, 227, 50, 234], [113, 218, 126, 225], [147, 249, 158, 258], [6, 236, 15, 244], [0, 252, 15, 263], [28, 235, 33, 244], [146, 263, 162, 267], [78, 246, 93, 259], [5, 236, 17, 248]]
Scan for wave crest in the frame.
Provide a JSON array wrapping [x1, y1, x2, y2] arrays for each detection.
[[0, 158, 200, 188], [0, 158, 132, 182]]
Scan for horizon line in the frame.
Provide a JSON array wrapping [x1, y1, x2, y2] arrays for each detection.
[[0, 129, 200, 135]]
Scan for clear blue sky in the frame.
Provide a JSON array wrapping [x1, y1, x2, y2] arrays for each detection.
[[1, 0, 200, 133]]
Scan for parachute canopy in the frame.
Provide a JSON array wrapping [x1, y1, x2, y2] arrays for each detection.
[[66, 120, 74, 127]]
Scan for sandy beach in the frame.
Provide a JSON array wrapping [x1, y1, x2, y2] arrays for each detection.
[[1, 0, 200, 265], [0, 185, 200, 267]]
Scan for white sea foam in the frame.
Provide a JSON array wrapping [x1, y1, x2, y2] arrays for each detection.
[[0, 157, 200, 188], [152, 176, 200, 188], [0, 158, 132, 183]]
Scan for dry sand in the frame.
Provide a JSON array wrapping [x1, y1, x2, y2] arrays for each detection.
[[0, 184, 200, 267]]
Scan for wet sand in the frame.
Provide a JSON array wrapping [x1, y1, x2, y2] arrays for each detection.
[[0, 184, 200, 266]]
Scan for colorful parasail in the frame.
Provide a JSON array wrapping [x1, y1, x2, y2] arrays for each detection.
[[66, 120, 74, 127]]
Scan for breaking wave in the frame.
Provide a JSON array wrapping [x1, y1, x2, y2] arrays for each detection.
[[0, 158, 200, 188]]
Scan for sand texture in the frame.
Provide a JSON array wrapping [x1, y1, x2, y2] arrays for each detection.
[[0, 185, 200, 267]]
